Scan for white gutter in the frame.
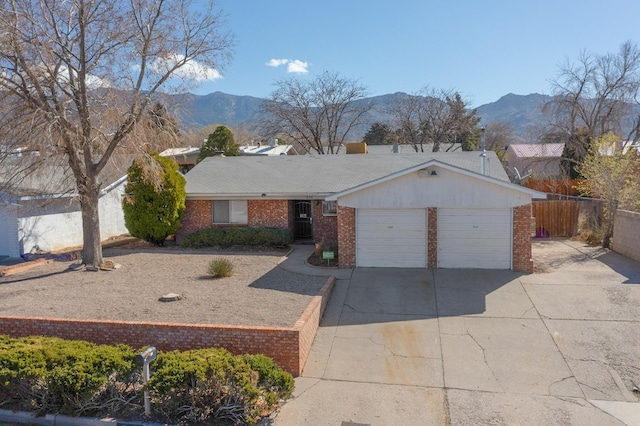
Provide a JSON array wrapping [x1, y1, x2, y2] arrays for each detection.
[[18, 175, 127, 202], [186, 192, 334, 201]]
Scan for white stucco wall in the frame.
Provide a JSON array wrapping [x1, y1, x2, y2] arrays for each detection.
[[613, 209, 640, 263], [0, 203, 20, 257], [338, 167, 533, 209], [18, 178, 128, 255]]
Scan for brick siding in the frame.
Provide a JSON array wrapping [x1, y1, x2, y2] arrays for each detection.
[[177, 199, 293, 243], [248, 200, 290, 228], [512, 204, 534, 273], [337, 206, 356, 267], [176, 200, 212, 242], [312, 202, 338, 244], [427, 207, 438, 268], [0, 277, 335, 377]]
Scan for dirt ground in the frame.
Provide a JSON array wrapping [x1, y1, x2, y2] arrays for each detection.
[[0, 245, 328, 328]]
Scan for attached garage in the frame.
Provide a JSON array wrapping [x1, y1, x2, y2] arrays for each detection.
[[356, 209, 426, 268], [437, 208, 512, 269]]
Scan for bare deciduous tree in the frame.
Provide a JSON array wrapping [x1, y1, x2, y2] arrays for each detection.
[[544, 41, 640, 177], [484, 121, 517, 159], [262, 71, 371, 154], [576, 132, 640, 247], [0, 0, 233, 267], [391, 88, 480, 152]]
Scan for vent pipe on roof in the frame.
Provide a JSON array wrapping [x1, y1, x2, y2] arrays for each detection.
[[480, 127, 487, 175]]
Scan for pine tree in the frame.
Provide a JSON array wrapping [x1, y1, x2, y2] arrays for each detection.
[[123, 153, 186, 246]]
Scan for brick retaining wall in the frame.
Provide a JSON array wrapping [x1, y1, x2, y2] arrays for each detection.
[[0, 276, 335, 377], [613, 209, 640, 263]]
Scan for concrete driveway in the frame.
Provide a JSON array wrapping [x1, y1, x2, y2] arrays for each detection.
[[269, 239, 640, 426]]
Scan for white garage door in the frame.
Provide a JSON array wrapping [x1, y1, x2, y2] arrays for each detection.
[[438, 208, 511, 269], [356, 209, 426, 268]]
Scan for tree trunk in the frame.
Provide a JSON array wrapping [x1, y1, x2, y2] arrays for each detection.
[[602, 202, 617, 249], [80, 188, 103, 267]]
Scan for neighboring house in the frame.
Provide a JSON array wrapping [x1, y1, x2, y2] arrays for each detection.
[[342, 143, 462, 155], [180, 152, 546, 272], [0, 156, 130, 258], [502, 143, 565, 180], [159, 140, 295, 173], [159, 147, 201, 173], [238, 140, 296, 156]]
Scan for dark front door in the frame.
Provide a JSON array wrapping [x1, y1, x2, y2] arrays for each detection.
[[294, 201, 313, 239]]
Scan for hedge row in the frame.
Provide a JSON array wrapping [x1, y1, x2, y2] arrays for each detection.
[[181, 226, 292, 248], [0, 335, 294, 425]]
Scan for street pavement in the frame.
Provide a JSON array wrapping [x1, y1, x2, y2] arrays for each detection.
[[269, 239, 640, 426]]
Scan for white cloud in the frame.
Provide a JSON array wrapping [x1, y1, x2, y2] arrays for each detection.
[[265, 58, 309, 74], [150, 53, 222, 82], [287, 59, 309, 74], [51, 65, 112, 89], [266, 58, 289, 67]]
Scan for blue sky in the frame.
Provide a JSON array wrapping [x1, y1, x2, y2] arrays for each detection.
[[194, 0, 640, 107]]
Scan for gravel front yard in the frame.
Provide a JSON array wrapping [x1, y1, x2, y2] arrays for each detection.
[[0, 247, 328, 328]]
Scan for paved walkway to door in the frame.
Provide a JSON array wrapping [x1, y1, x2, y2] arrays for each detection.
[[270, 239, 640, 426]]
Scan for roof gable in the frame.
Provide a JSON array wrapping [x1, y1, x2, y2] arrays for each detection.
[[325, 159, 546, 201]]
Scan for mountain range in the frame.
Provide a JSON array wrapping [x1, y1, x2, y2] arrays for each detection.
[[170, 91, 553, 141]]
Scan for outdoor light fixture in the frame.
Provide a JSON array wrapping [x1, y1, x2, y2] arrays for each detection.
[[430, 170, 437, 176]]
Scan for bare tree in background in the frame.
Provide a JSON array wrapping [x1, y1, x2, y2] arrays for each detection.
[[484, 121, 516, 159], [262, 71, 371, 154], [391, 88, 480, 152], [544, 41, 640, 177], [0, 0, 233, 267]]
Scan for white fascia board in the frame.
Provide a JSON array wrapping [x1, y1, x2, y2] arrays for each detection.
[[325, 159, 548, 201]]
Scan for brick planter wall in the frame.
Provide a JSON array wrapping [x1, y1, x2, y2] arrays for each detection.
[[0, 277, 336, 377], [337, 206, 356, 267], [513, 204, 534, 273]]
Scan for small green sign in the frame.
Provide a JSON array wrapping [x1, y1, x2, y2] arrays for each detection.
[[322, 251, 335, 260]]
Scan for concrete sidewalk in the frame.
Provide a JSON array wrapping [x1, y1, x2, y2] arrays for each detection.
[[278, 244, 353, 280], [269, 240, 640, 426]]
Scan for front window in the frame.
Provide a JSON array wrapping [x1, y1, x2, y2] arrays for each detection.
[[322, 200, 337, 216], [212, 200, 247, 224]]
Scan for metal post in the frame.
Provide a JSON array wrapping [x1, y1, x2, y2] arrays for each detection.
[[143, 363, 151, 416], [135, 346, 156, 417], [480, 127, 487, 175]]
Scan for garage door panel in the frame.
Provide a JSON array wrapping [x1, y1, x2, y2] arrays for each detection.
[[357, 209, 426, 268], [438, 225, 511, 235], [438, 208, 511, 269]]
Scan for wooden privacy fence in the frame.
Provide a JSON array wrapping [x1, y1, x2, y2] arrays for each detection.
[[532, 200, 579, 237]]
